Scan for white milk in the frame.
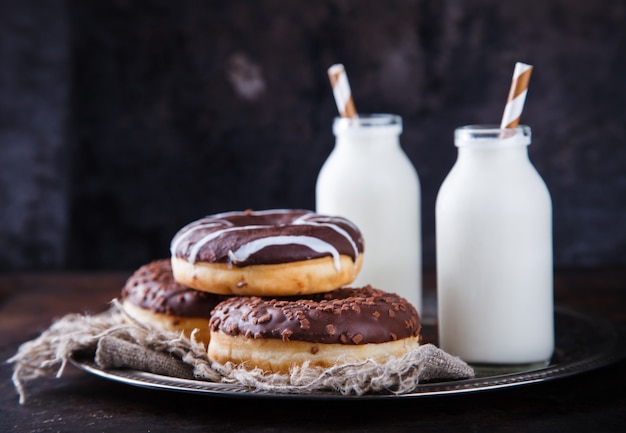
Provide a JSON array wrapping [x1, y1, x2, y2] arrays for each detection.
[[436, 125, 554, 364], [316, 114, 422, 313]]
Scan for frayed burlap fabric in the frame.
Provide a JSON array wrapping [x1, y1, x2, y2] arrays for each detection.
[[8, 300, 474, 403]]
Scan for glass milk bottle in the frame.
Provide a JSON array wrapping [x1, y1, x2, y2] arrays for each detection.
[[316, 114, 422, 313], [436, 125, 554, 365]]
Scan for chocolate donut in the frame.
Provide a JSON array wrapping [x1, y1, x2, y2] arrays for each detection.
[[121, 259, 226, 346], [170, 209, 364, 296], [207, 286, 421, 372]]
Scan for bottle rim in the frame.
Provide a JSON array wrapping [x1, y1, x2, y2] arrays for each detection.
[[333, 114, 402, 135], [454, 124, 532, 147]]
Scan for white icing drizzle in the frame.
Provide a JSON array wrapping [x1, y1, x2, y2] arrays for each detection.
[[228, 235, 342, 270], [187, 224, 270, 264], [170, 221, 227, 256], [292, 213, 360, 262], [306, 214, 361, 233]]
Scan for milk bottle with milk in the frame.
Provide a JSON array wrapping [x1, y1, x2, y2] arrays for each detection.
[[436, 125, 554, 365], [316, 114, 422, 313]]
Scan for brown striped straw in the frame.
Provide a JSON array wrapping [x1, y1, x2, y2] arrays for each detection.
[[327, 63, 358, 118], [500, 62, 533, 129]]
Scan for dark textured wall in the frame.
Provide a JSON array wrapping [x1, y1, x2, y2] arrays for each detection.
[[0, 0, 69, 270], [1, 0, 625, 271]]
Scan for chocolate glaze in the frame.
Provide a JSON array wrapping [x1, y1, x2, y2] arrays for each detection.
[[209, 286, 421, 344], [121, 259, 226, 318], [170, 209, 364, 267]]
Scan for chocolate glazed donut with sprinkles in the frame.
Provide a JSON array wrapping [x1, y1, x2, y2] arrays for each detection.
[[207, 286, 421, 373], [120, 259, 227, 347]]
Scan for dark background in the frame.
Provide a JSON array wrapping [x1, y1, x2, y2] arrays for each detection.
[[1, 0, 625, 272]]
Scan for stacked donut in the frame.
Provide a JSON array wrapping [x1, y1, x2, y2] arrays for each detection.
[[121, 209, 421, 373], [120, 258, 227, 345]]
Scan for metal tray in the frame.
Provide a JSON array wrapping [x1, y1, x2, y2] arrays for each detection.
[[70, 307, 626, 399]]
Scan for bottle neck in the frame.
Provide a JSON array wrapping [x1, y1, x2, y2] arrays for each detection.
[[454, 125, 532, 164], [454, 145, 532, 173], [335, 131, 401, 149], [333, 114, 402, 150], [457, 142, 530, 157]]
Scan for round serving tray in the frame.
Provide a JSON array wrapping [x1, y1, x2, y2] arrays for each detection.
[[70, 307, 626, 399]]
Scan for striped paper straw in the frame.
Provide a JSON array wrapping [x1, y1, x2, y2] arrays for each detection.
[[500, 62, 533, 129], [327, 64, 358, 118]]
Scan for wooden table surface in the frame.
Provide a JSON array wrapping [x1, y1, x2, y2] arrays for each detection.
[[1, 269, 625, 433]]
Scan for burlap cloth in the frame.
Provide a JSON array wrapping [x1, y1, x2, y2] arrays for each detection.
[[8, 300, 474, 403]]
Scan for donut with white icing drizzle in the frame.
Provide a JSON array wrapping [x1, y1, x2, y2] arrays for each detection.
[[170, 209, 364, 296]]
